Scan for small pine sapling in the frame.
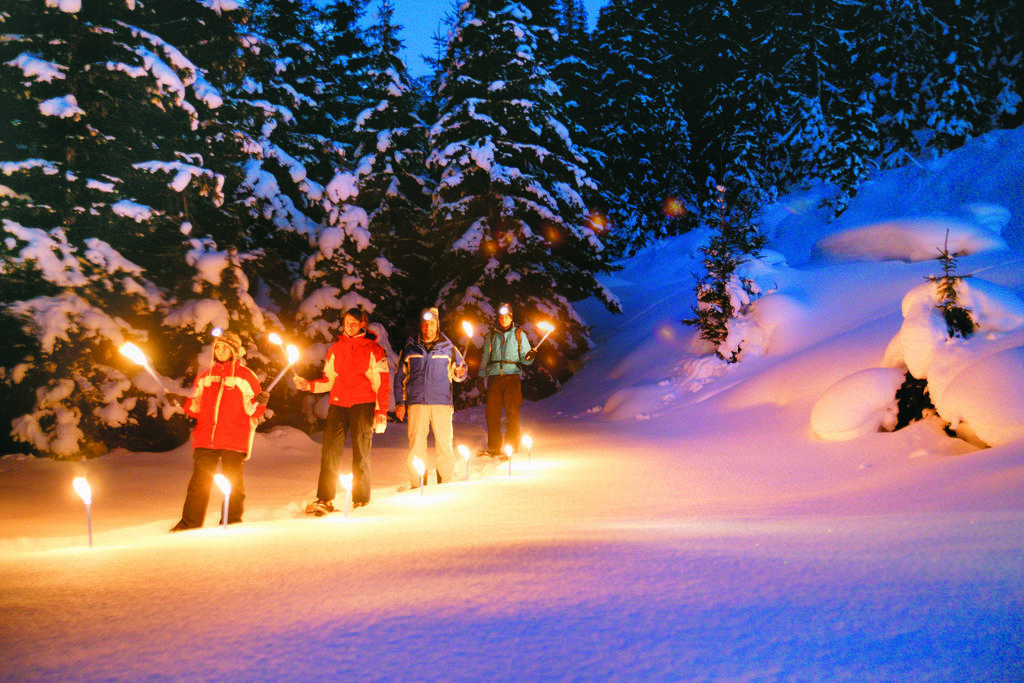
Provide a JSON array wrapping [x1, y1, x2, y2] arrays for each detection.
[[927, 230, 974, 338], [685, 183, 767, 362]]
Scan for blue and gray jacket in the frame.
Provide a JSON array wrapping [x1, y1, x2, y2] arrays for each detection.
[[394, 334, 466, 406], [479, 325, 534, 377]]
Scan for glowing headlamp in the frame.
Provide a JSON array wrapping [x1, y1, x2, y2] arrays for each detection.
[[498, 304, 511, 316]]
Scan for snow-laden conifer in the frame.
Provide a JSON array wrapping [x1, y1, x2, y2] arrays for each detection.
[[429, 0, 619, 398]]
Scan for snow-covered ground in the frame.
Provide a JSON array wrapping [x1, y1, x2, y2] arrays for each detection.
[[3, 129, 1024, 680]]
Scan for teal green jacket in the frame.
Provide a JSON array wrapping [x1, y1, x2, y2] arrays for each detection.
[[479, 325, 534, 377]]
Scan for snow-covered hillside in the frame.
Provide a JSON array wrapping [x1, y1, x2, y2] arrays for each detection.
[[2, 129, 1023, 680]]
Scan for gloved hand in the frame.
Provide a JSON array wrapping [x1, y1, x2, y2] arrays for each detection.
[[455, 365, 467, 379], [395, 405, 406, 422], [256, 391, 270, 405], [166, 393, 188, 407], [524, 349, 537, 362], [373, 414, 387, 434], [293, 376, 309, 391]]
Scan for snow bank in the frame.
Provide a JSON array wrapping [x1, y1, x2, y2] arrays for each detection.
[[810, 368, 905, 441], [938, 347, 1024, 446], [879, 278, 1024, 446], [813, 217, 1007, 263]]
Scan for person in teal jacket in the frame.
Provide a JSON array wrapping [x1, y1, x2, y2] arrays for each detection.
[[478, 303, 535, 455]]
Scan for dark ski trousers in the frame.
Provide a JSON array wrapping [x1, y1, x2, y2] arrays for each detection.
[[317, 403, 374, 505], [485, 374, 522, 452], [179, 447, 246, 527]]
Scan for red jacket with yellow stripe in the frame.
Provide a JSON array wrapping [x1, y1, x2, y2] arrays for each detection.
[[185, 360, 265, 457], [308, 331, 390, 416]]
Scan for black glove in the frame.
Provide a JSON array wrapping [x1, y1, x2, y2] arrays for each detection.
[[524, 349, 537, 362], [256, 391, 270, 405]]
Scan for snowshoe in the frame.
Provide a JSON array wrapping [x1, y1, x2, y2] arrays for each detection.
[[305, 500, 334, 516]]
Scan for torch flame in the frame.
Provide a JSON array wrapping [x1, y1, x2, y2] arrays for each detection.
[[521, 435, 532, 450], [119, 342, 148, 367], [213, 473, 231, 495], [339, 472, 353, 493], [537, 322, 555, 333], [457, 444, 470, 460], [285, 344, 300, 364], [503, 444, 513, 457], [462, 321, 474, 338], [72, 476, 92, 505], [268, 332, 283, 346], [212, 327, 223, 338], [412, 456, 425, 476]]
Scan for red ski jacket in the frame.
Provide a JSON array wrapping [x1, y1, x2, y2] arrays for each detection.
[[185, 360, 265, 457], [308, 331, 390, 417]]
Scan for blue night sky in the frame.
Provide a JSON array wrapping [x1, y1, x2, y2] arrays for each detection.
[[385, 0, 608, 77]]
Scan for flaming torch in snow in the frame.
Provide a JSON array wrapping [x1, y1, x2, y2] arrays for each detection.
[[72, 476, 93, 548], [521, 434, 532, 463], [461, 321, 475, 359], [119, 342, 167, 393], [412, 456, 426, 496], [457, 444, 470, 481], [504, 444, 513, 477], [339, 473, 353, 518], [213, 474, 231, 528]]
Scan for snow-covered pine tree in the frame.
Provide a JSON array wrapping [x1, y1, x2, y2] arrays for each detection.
[[0, 0, 278, 457], [548, 0, 606, 229], [686, 183, 767, 363], [349, 0, 433, 326], [315, 0, 373, 160], [591, 0, 697, 255], [926, 0, 1023, 151], [428, 0, 620, 398], [674, 0, 789, 214]]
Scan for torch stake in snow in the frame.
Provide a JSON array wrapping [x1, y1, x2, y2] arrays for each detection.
[[504, 445, 513, 477], [461, 321, 475, 359], [413, 456, 426, 496], [213, 474, 231, 528], [72, 477, 92, 548], [119, 342, 168, 393], [457, 444, 470, 481], [339, 473, 353, 518]]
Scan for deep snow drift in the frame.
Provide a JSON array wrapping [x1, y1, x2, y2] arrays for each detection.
[[2, 129, 1024, 680]]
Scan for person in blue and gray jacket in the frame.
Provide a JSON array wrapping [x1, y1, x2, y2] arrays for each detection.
[[394, 307, 467, 487], [479, 302, 535, 456]]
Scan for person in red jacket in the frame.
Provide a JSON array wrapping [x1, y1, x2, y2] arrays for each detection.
[[169, 331, 268, 531], [294, 308, 390, 514]]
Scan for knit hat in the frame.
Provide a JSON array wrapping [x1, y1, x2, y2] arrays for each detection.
[[215, 331, 244, 358]]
